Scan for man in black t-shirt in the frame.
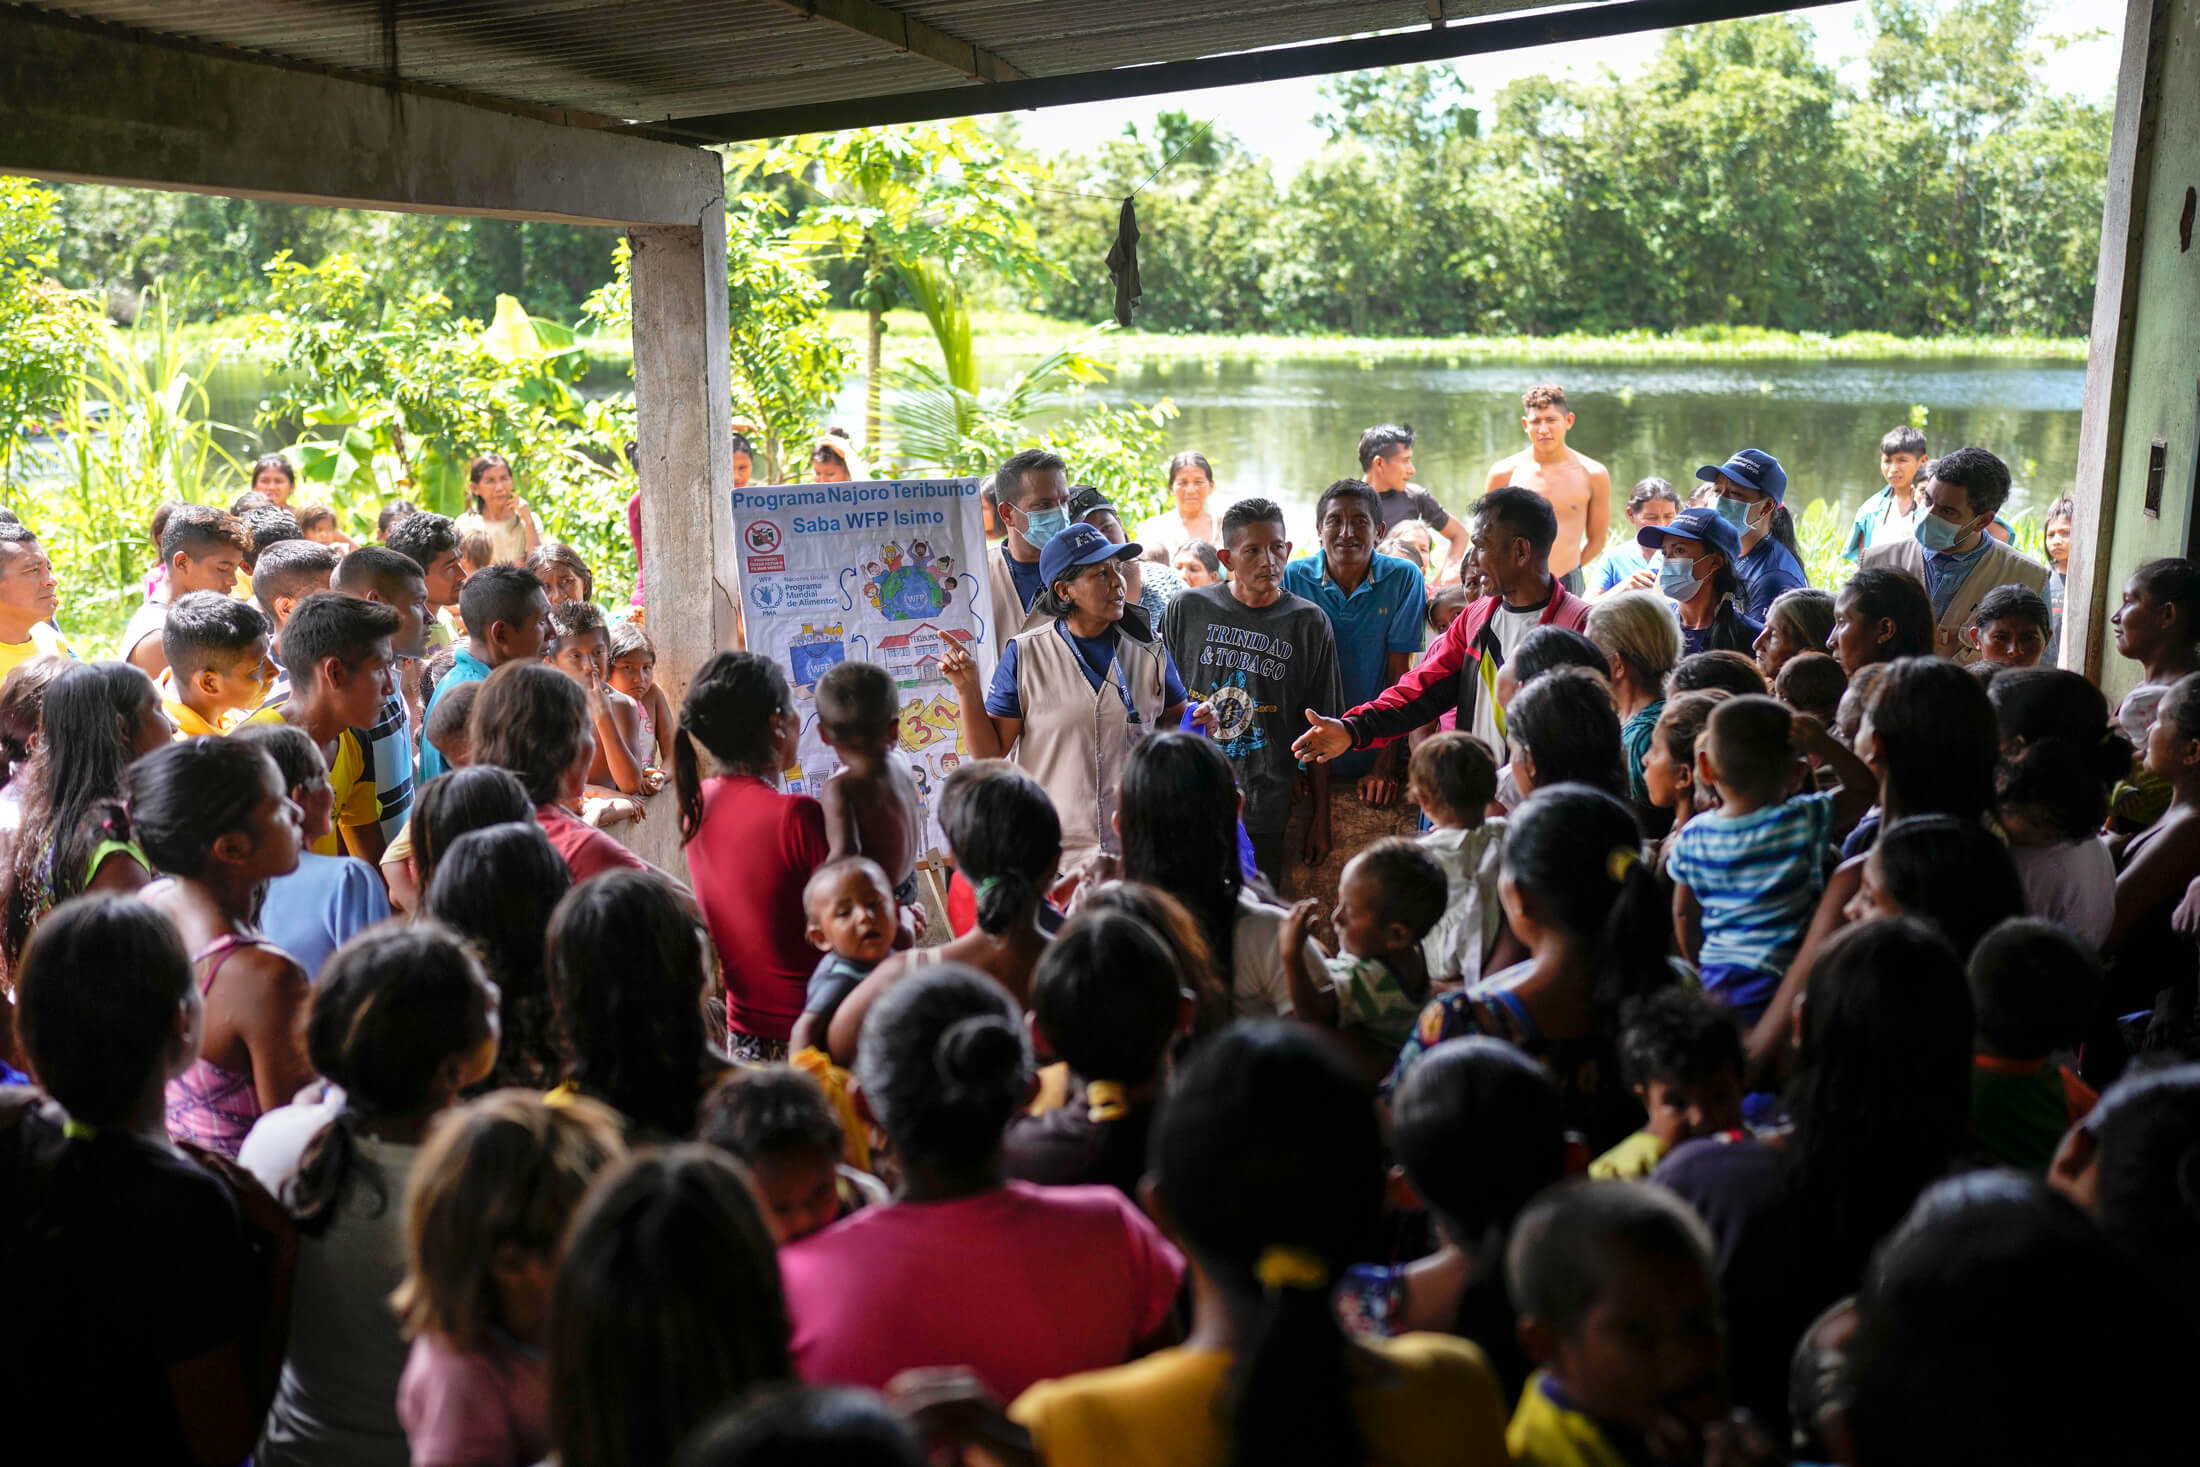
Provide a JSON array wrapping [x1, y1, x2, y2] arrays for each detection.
[[1361, 423, 1471, 583], [1162, 497, 1343, 891]]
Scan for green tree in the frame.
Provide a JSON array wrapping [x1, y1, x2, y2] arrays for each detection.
[[0, 180, 100, 479]]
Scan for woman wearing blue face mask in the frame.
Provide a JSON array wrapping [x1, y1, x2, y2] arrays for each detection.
[[1694, 449, 1808, 621], [1637, 507, 1764, 657]]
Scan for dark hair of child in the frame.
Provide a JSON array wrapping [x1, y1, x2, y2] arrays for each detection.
[[676, 651, 792, 840], [1033, 909, 1182, 1089], [548, 869, 719, 1140], [2087, 1064, 2200, 1321], [1773, 652, 1846, 725], [251, 537, 339, 620], [697, 1065, 844, 1172], [1152, 1021, 1387, 1467], [606, 618, 652, 665], [293, 504, 334, 534], [1664, 649, 1767, 699], [1839, 569, 1935, 663], [1352, 837, 1451, 941], [159, 502, 251, 565], [426, 823, 570, 1088], [278, 591, 400, 687], [1627, 476, 1681, 515], [470, 661, 588, 807], [230, 721, 321, 799], [1654, 690, 1730, 781], [1846, 1175, 2187, 1467], [1784, 917, 1973, 1297], [548, 597, 606, 645], [939, 760, 1061, 936], [231, 491, 277, 520], [1424, 583, 1470, 635], [1870, 656, 1999, 824], [1119, 731, 1245, 971], [285, 923, 497, 1235], [1391, 1036, 1565, 1398], [1765, 587, 1836, 659], [1619, 987, 1745, 1095], [1967, 582, 2050, 638], [814, 659, 897, 740], [1179, 539, 1224, 578], [548, 1146, 790, 1467], [161, 591, 269, 683], [852, 964, 1031, 1186], [1, 662, 157, 968], [1967, 917, 2097, 1059], [1879, 424, 1928, 458], [1702, 694, 1798, 804], [395, 1090, 627, 1348], [529, 541, 595, 602], [670, 1385, 924, 1467], [241, 507, 302, 567], [1503, 784, 1671, 1029], [127, 735, 282, 877], [1506, 1179, 1717, 1354], [458, 563, 544, 640], [1987, 667, 2130, 839], [1510, 627, 1607, 687], [1834, 659, 1888, 745], [378, 500, 420, 539], [1074, 881, 1231, 1043], [1410, 731, 1499, 824], [0, 654, 66, 790], [1508, 667, 1626, 800], [15, 893, 192, 1126], [422, 678, 480, 759], [1869, 815, 2025, 958], [411, 764, 530, 896]]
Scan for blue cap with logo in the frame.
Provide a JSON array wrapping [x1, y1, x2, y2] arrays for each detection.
[[1039, 521, 1141, 586], [1637, 505, 1741, 561], [1694, 448, 1788, 504]]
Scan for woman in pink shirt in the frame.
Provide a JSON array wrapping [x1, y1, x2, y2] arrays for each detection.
[[676, 652, 830, 1062], [778, 965, 1185, 1399]]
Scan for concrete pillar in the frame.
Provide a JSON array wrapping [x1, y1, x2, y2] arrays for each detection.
[[623, 201, 737, 872], [2064, 0, 2199, 692]]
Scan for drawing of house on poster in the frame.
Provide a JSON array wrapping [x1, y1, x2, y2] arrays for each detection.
[[878, 622, 975, 688]]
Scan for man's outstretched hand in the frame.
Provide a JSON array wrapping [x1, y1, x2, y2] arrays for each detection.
[[1292, 709, 1354, 765]]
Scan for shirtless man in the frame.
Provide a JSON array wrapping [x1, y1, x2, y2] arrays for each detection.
[[1483, 383, 1611, 593]]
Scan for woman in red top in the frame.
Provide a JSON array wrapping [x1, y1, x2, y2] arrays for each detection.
[[676, 652, 829, 1061], [469, 662, 649, 888]]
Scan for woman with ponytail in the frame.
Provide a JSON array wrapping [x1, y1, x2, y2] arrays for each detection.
[[1010, 1022, 1509, 1467], [826, 761, 1059, 1065], [781, 965, 1182, 1400], [548, 868, 730, 1140], [1385, 783, 1673, 1153], [676, 650, 830, 1062], [239, 923, 499, 1467]]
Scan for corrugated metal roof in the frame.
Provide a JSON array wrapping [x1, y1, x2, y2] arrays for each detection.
[[14, 0, 1559, 124]]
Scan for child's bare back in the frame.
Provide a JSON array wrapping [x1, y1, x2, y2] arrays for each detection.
[[823, 753, 922, 903]]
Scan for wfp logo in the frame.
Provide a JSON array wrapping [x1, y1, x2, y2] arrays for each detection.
[[750, 581, 786, 612]]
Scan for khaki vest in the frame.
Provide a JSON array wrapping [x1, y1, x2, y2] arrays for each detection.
[[1008, 621, 1172, 867], [1861, 535, 2051, 664], [987, 542, 1053, 658]]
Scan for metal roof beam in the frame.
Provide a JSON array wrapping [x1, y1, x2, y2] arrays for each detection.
[[652, 0, 1853, 142], [764, 0, 1026, 84]]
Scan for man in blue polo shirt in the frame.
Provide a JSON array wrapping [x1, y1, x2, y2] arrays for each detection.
[[1694, 448, 1807, 623], [1284, 478, 1427, 804]]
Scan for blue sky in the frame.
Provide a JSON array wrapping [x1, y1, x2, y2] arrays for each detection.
[[1010, 0, 2124, 178]]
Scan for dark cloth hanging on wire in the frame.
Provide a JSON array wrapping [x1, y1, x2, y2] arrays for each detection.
[[1105, 198, 1141, 328]]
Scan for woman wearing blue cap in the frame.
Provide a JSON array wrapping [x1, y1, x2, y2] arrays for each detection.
[[1636, 507, 1764, 656], [942, 521, 1198, 870], [1695, 449, 1808, 620]]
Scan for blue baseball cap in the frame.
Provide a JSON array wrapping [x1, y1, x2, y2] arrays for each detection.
[[1695, 448, 1788, 504], [1638, 505, 1741, 561], [1039, 521, 1141, 586]]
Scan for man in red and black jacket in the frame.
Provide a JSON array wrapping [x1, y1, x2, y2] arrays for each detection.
[[1295, 486, 1591, 768]]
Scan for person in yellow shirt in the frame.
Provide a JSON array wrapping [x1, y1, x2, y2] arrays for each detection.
[[1006, 1022, 1510, 1467], [155, 592, 281, 737], [1505, 1181, 1764, 1467], [0, 523, 74, 687]]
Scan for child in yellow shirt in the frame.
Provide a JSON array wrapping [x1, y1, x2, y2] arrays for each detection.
[[1588, 988, 1748, 1180], [156, 591, 280, 737]]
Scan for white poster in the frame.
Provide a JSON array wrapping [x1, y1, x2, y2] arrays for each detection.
[[729, 477, 992, 858]]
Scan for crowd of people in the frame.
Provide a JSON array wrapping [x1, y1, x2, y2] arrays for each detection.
[[0, 380, 2193, 1467]]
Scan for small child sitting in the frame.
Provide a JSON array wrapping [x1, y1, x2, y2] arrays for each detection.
[[1588, 988, 1748, 1179], [1641, 689, 1729, 872], [814, 660, 924, 920], [606, 620, 675, 769], [697, 1065, 888, 1243], [1282, 837, 1450, 1074], [545, 599, 657, 798], [394, 1090, 627, 1467], [1506, 1182, 1746, 1467], [1967, 582, 2052, 668], [1006, 908, 1186, 1197], [1408, 731, 1506, 986], [789, 856, 898, 1057], [158, 590, 278, 736], [293, 503, 356, 551], [1968, 917, 2099, 1172], [1773, 651, 1846, 728], [1669, 695, 1875, 1025]]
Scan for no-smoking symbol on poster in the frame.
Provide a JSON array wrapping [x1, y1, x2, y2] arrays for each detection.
[[745, 521, 783, 555]]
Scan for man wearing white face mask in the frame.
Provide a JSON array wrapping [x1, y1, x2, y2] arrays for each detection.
[[987, 448, 1074, 657], [1692, 448, 1807, 622], [1860, 447, 2049, 664]]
